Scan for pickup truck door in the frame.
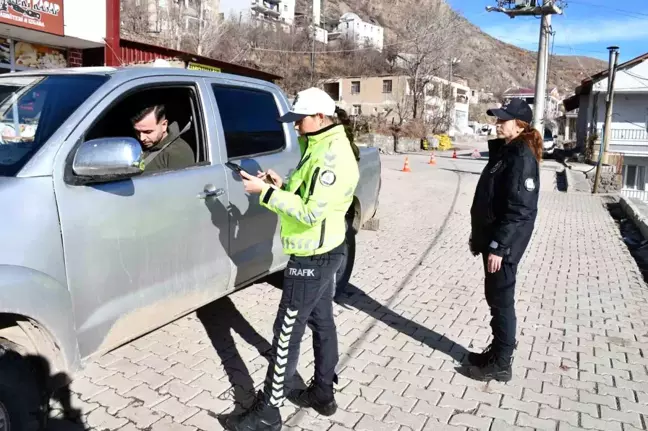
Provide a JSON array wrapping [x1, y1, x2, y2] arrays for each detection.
[[51, 76, 232, 359], [205, 78, 299, 287]]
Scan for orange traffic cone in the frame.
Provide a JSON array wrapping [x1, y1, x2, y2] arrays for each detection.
[[428, 153, 437, 165], [402, 157, 411, 172], [452, 149, 458, 159]]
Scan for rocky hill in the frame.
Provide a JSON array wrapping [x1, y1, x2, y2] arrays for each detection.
[[300, 0, 605, 96]]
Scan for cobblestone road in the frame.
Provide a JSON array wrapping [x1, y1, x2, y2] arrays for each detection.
[[60, 153, 648, 431]]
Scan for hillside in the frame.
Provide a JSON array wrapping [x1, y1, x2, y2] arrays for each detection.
[[301, 0, 606, 96]]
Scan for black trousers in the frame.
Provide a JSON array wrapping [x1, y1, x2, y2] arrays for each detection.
[[263, 243, 345, 408], [482, 253, 518, 361]]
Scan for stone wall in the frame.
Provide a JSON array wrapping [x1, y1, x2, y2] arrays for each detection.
[[359, 133, 421, 154], [584, 166, 622, 193]]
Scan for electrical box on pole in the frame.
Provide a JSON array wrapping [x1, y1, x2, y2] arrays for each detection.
[[486, 0, 564, 18]]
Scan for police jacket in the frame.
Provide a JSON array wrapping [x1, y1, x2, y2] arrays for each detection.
[[259, 124, 360, 257], [470, 138, 539, 264]]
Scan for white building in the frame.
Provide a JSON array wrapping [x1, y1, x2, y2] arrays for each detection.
[[423, 76, 472, 135], [220, 0, 295, 25], [332, 12, 383, 51], [564, 52, 648, 199], [502, 86, 563, 120]]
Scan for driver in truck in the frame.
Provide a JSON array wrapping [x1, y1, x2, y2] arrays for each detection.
[[131, 103, 194, 173], [224, 87, 360, 431]]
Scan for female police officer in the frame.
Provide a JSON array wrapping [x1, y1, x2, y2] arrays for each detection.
[[468, 98, 542, 382], [226, 87, 360, 431]]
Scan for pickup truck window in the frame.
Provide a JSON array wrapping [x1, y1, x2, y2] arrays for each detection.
[[211, 85, 286, 159], [83, 85, 207, 172], [0, 74, 108, 176]]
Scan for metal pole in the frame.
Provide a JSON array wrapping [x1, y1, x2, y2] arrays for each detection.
[[593, 46, 620, 194], [532, 1, 551, 132]]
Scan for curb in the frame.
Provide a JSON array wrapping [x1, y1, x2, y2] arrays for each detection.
[[620, 196, 648, 240]]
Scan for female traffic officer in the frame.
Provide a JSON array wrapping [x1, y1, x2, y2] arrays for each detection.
[[226, 87, 360, 431], [467, 98, 542, 382]]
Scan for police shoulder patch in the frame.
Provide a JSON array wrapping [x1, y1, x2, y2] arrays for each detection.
[[320, 170, 336, 186], [524, 177, 536, 191]]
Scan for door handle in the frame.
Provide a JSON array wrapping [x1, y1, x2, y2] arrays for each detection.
[[198, 184, 225, 199]]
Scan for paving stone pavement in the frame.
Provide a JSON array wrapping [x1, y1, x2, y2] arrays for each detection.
[[57, 153, 648, 431]]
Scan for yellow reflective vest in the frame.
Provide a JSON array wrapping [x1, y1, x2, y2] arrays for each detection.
[[259, 124, 360, 256]]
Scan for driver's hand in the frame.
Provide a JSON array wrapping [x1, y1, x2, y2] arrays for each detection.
[[257, 169, 283, 188]]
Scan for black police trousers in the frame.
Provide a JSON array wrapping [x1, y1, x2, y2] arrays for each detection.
[[263, 243, 345, 408], [482, 253, 518, 361]]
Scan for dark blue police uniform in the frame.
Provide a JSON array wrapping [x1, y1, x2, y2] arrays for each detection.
[[467, 98, 540, 381]]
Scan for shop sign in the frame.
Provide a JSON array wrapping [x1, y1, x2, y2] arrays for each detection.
[[13, 40, 66, 69], [0, 0, 64, 36], [187, 62, 221, 73]]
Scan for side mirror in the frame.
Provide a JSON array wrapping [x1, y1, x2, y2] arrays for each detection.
[[72, 137, 144, 184]]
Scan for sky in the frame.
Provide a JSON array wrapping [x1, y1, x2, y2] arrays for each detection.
[[447, 0, 648, 64]]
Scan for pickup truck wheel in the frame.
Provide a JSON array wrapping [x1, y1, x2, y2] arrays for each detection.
[[335, 221, 356, 297], [0, 339, 43, 431]]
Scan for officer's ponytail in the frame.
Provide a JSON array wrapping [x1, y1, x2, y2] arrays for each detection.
[[333, 107, 360, 162], [516, 120, 543, 162]]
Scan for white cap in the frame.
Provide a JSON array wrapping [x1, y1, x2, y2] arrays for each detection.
[[278, 87, 336, 123]]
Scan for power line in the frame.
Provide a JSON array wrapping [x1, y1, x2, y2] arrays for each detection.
[[567, 0, 648, 19]]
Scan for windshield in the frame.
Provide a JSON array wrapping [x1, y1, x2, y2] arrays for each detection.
[[0, 74, 108, 176], [544, 128, 553, 140]]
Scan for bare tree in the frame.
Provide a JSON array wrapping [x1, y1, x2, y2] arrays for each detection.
[[395, 0, 459, 120]]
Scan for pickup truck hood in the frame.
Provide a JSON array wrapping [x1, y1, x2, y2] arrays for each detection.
[[0, 176, 67, 287]]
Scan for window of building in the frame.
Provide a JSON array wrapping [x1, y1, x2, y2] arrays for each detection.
[[352, 105, 362, 116], [624, 165, 646, 191], [83, 85, 207, 173], [211, 85, 286, 159], [383, 79, 393, 94], [351, 81, 361, 95]]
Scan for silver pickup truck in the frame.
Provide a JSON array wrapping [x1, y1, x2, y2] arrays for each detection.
[[0, 67, 380, 428]]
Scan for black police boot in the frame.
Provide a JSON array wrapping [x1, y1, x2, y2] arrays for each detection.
[[287, 380, 337, 417], [224, 391, 282, 431], [467, 344, 494, 368], [468, 353, 513, 383]]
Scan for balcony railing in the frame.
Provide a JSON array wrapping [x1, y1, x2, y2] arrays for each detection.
[[621, 188, 648, 202], [251, 1, 281, 17], [597, 128, 648, 142]]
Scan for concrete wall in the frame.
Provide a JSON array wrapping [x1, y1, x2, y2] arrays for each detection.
[[359, 133, 421, 154], [620, 196, 648, 240]]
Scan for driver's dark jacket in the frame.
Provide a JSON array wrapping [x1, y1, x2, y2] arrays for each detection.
[[470, 138, 540, 264]]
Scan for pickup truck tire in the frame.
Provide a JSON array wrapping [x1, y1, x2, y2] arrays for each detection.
[[335, 220, 356, 297], [0, 339, 43, 431]]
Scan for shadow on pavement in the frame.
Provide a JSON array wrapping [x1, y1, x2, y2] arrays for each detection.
[[196, 297, 273, 413], [196, 295, 307, 428], [334, 284, 469, 364]]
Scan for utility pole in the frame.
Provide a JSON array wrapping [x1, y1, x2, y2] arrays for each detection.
[[486, 0, 564, 132], [310, 0, 320, 85], [593, 46, 620, 194], [532, 9, 551, 132]]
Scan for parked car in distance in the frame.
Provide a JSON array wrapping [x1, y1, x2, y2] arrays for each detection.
[[543, 127, 557, 157], [0, 67, 381, 429]]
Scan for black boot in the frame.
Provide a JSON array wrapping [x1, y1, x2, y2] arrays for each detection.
[[468, 353, 513, 382], [225, 391, 282, 431], [287, 380, 337, 417], [467, 344, 494, 367]]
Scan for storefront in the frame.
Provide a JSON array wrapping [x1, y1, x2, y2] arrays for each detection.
[[0, 0, 106, 73], [0, 0, 280, 83]]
